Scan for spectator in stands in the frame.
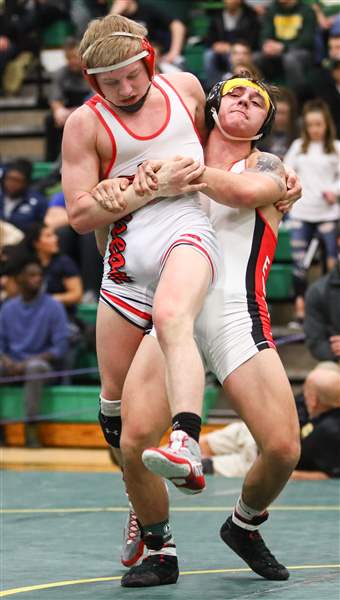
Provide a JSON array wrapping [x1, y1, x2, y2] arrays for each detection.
[[309, 34, 340, 136], [304, 259, 340, 364], [245, 0, 272, 17], [70, 0, 109, 38], [284, 99, 340, 325], [201, 363, 340, 479], [218, 40, 253, 79], [0, 0, 70, 95], [23, 223, 83, 316], [0, 159, 47, 232], [254, 0, 316, 95], [203, 0, 260, 88], [44, 191, 103, 300], [110, 0, 187, 69], [23, 223, 98, 378], [292, 362, 340, 479], [45, 37, 91, 161], [0, 257, 69, 447], [258, 86, 299, 159]]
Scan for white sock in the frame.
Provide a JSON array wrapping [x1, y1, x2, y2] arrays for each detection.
[[100, 395, 121, 417], [232, 495, 267, 531]]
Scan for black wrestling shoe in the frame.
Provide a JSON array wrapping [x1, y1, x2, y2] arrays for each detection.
[[121, 554, 179, 587], [220, 516, 289, 581]]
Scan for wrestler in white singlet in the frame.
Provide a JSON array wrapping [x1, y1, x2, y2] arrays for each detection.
[[86, 75, 220, 330], [195, 158, 277, 383]]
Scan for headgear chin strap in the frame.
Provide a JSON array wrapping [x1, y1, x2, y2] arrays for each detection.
[[211, 107, 263, 141], [82, 32, 155, 97]]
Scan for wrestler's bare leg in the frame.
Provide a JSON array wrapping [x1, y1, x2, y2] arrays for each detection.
[[223, 349, 300, 511], [121, 335, 170, 525], [152, 245, 211, 417], [96, 302, 144, 400]]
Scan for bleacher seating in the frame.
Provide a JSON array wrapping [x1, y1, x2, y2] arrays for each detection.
[[267, 226, 294, 301]]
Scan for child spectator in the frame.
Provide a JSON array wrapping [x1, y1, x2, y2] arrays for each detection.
[[255, 0, 317, 95], [0, 160, 47, 233], [45, 37, 91, 161], [203, 0, 260, 88], [0, 257, 69, 447], [284, 99, 340, 325]]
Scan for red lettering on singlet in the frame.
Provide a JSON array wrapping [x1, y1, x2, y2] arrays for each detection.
[[108, 215, 133, 285]]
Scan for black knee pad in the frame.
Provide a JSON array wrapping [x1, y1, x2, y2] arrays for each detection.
[[98, 410, 122, 448]]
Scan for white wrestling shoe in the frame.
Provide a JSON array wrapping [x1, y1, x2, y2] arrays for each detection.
[[142, 430, 205, 495], [121, 504, 145, 567]]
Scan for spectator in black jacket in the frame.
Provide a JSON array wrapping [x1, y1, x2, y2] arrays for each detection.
[[304, 261, 340, 363], [292, 363, 340, 479], [203, 0, 260, 88]]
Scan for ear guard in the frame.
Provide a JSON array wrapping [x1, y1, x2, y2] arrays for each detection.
[[82, 34, 155, 96], [205, 77, 276, 140]]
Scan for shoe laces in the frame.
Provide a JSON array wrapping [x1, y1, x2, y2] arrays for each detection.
[[127, 510, 140, 542]]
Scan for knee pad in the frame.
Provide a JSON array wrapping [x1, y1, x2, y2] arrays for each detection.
[[98, 410, 122, 448]]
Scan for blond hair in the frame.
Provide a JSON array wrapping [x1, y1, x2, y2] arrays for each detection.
[[79, 14, 148, 70]]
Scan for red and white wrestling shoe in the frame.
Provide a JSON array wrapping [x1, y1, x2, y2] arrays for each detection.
[[121, 504, 145, 567], [142, 430, 205, 495]]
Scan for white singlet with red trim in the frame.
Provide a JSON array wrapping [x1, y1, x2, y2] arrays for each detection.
[[195, 158, 277, 383], [86, 75, 219, 329]]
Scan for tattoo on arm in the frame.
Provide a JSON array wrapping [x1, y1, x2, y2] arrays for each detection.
[[246, 153, 286, 194]]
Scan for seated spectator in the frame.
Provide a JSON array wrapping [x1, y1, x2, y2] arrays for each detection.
[[110, 0, 187, 70], [0, 0, 70, 95], [284, 99, 340, 325], [44, 191, 103, 300], [258, 86, 299, 159], [254, 0, 317, 95], [45, 37, 91, 161], [0, 257, 69, 447], [70, 0, 109, 38], [23, 223, 83, 316], [245, 0, 272, 17], [203, 0, 260, 88], [309, 34, 340, 136], [292, 362, 340, 479], [304, 261, 340, 364], [0, 159, 47, 233], [200, 364, 340, 479], [218, 40, 253, 79]]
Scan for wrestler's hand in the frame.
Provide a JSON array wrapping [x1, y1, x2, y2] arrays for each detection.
[[274, 167, 301, 214], [133, 160, 163, 196], [156, 156, 207, 196], [91, 177, 129, 212]]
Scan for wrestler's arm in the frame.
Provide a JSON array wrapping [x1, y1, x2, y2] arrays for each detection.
[[198, 152, 286, 208], [62, 108, 156, 234]]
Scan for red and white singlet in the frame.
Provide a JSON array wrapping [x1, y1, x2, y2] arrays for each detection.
[[86, 75, 219, 329], [195, 158, 277, 383]]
